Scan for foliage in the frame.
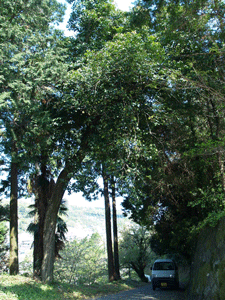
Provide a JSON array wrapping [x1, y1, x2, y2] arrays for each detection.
[[0, 0, 71, 202], [0, 222, 8, 273], [70, 28, 168, 173], [121, 0, 225, 260], [54, 233, 107, 285], [0, 199, 9, 272], [0, 0, 80, 281], [27, 199, 68, 258], [0, 0, 67, 152], [67, 0, 129, 60]]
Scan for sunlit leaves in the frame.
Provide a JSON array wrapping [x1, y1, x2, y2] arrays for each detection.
[[68, 0, 128, 58]]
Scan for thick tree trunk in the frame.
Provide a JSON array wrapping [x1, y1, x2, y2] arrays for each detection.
[[103, 169, 115, 282], [9, 161, 19, 275], [33, 163, 52, 279], [111, 177, 121, 280], [41, 167, 71, 282], [41, 201, 58, 282]]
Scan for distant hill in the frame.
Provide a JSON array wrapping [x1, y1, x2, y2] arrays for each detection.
[[17, 196, 133, 261], [64, 200, 131, 240]]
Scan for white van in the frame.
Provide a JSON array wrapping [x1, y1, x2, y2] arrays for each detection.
[[151, 259, 179, 290]]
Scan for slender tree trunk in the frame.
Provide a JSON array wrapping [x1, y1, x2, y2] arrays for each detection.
[[9, 160, 19, 275], [111, 176, 120, 280], [103, 167, 115, 281]]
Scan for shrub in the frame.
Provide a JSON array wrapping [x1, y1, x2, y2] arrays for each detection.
[[54, 233, 107, 284]]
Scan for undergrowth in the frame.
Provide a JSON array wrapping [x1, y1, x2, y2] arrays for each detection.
[[0, 274, 143, 300]]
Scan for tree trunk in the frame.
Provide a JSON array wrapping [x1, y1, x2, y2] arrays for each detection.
[[33, 197, 42, 279], [33, 162, 52, 279], [9, 161, 19, 275], [111, 176, 120, 280], [41, 201, 58, 282], [33, 189, 47, 279], [103, 168, 115, 281], [131, 261, 148, 282], [41, 167, 71, 282]]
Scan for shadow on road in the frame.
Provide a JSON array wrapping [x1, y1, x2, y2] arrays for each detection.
[[92, 284, 187, 300]]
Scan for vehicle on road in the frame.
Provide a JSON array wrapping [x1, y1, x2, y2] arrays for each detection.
[[151, 259, 179, 291]]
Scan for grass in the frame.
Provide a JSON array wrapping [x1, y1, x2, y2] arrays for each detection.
[[0, 274, 145, 300]]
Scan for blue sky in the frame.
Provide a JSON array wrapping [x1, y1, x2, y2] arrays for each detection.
[[56, 0, 134, 36]]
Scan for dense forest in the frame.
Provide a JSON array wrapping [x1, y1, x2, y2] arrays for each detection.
[[0, 0, 224, 285]]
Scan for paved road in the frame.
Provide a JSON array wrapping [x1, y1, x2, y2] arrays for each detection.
[[92, 284, 187, 300]]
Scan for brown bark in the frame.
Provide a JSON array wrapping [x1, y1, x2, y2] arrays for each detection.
[[41, 166, 72, 282], [103, 168, 115, 281], [32, 162, 54, 279], [33, 199, 42, 279], [9, 161, 19, 275], [111, 177, 121, 280]]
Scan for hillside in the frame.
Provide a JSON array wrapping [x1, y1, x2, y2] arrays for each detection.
[[16, 196, 132, 262], [65, 200, 130, 239]]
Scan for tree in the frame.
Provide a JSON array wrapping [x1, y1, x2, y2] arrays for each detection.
[[0, 0, 76, 281], [119, 225, 155, 282], [67, 0, 164, 282], [121, 0, 225, 259], [69, 24, 169, 277]]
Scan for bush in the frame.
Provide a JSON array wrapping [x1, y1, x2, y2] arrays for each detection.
[[0, 200, 9, 273], [0, 222, 9, 272], [54, 233, 107, 284]]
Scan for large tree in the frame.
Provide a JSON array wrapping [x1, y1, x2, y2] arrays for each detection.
[[69, 26, 170, 279], [0, 0, 76, 280], [122, 0, 225, 259]]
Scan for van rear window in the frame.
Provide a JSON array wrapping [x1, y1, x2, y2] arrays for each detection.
[[153, 262, 174, 270]]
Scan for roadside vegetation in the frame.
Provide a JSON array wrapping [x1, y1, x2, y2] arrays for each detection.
[[0, 274, 144, 300]]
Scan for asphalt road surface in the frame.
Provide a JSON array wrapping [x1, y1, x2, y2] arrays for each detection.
[[92, 284, 187, 300]]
